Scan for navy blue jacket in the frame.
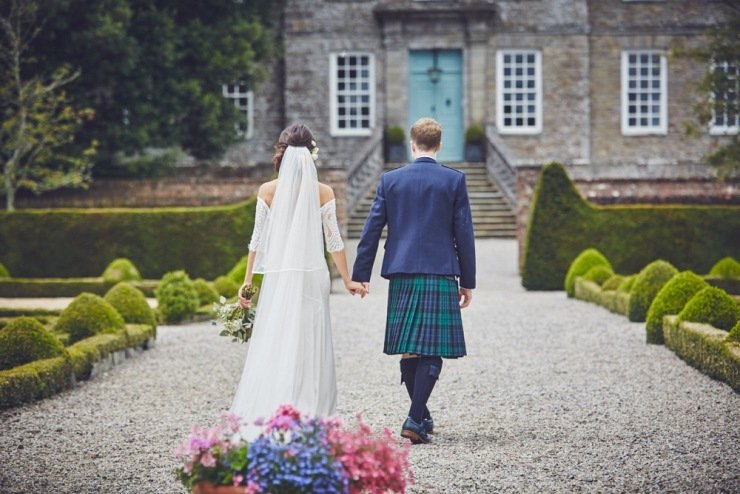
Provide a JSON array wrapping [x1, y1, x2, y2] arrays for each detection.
[[352, 157, 476, 289]]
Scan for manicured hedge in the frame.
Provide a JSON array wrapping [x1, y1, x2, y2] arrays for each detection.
[[564, 248, 611, 297], [0, 278, 158, 298], [628, 260, 678, 323], [573, 278, 630, 316], [522, 163, 740, 290], [0, 199, 256, 279], [645, 271, 708, 345], [663, 316, 740, 392]]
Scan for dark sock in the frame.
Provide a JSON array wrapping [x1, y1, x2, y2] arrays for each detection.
[[408, 356, 442, 423], [400, 358, 431, 420]]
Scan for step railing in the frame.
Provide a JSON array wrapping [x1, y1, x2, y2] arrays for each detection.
[[485, 124, 517, 206], [347, 127, 384, 214]]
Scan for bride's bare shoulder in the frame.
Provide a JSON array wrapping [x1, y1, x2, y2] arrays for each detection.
[[318, 182, 335, 206], [258, 180, 278, 206]]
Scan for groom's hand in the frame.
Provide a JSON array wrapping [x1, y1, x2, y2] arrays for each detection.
[[459, 287, 472, 308], [361, 282, 370, 295]]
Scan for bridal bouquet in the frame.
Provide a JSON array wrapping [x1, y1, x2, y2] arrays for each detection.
[[212, 286, 258, 343], [174, 405, 413, 494]]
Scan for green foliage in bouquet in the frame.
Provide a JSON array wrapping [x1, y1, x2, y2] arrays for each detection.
[[104, 282, 156, 330], [0, 318, 65, 370], [214, 276, 240, 298], [55, 293, 126, 344], [193, 279, 220, 306], [645, 271, 708, 345], [678, 286, 740, 331], [628, 260, 678, 322], [582, 265, 614, 286], [0, 263, 9, 279], [709, 256, 740, 279], [564, 248, 612, 297], [156, 271, 199, 323], [102, 258, 142, 284], [602, 274, 626, 292]]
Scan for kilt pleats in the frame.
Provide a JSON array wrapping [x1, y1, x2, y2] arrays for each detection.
[[384, 274, 466, 358]]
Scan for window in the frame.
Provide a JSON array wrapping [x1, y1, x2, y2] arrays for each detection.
[[496, 50, 542, 134], [621, 50, 667, 135], [710, 59, 738, 135], [222, 83, 254, 139], [330, 52, 375, 136]]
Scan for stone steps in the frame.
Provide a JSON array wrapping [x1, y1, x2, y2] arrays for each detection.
[[347, 162, 516, 239]]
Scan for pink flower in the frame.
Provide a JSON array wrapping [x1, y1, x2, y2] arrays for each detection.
[[200, 451, 216, 468], [220, 411, 243, 433], [232, 474, 244, 486], [245, 481, 261, 494]]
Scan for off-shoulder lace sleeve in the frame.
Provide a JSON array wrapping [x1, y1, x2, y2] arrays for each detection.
[[248, 197, 270, 252], [320, 199, 345, 253]]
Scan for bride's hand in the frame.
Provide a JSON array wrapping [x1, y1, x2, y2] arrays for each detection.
[[237, 283, 252, 308], [345, 280, 368, 298]]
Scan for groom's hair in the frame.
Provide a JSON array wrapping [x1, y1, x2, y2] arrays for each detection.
[[410, 118, 442, 152]]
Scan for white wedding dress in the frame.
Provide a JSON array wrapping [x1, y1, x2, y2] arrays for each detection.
[[230, 146, 344, 438]]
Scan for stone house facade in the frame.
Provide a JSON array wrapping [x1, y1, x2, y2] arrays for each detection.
[[221, 0, 737, 215]]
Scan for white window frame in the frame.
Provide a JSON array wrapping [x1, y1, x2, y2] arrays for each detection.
[[621, 50, 668, 136], [330, 52, 375, 137], [222, 83, 254, 139], [709, 59, 739, 136], [495, 49, 543, 135]]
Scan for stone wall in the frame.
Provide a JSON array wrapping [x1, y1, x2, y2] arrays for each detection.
[[515, 165, 739, 269]]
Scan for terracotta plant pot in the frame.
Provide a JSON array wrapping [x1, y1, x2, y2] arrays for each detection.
[[192, 482, 246, 494]]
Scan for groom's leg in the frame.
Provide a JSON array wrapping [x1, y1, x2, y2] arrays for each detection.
[[400, 356, 431, 420], [408, 356, 443, 424]]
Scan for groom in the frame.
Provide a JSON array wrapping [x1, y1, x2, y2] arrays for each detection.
[[352, 117, 476, 444]]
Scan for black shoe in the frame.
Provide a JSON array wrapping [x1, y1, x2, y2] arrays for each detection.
[[401, 416, 432, 444], [422, 417, 434, 434]]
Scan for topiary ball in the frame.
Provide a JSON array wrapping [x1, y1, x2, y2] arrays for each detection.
[[0, 262, 9, 279], [628, 260, 678, 322], [104, 282, 156, 329], [645, 271, 708, 345], [709, 256, 740, 279], [602, 275, 625, 291], [582, 265, 614, 286], [226, 257, 248, 285], [102, 258, 142, 284], [727, 321, 740, 343], [55, 293, 126, 344], [193, 278, 220, 306], [155, 271, 199, 324], [617, 275, 637, 293], [0, 317, 65, 370], [564, 248, 612, 297], [678, 286, 740, 331], [213, 275, 240, 298]]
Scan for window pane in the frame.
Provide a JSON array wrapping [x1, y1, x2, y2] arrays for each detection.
[[333, 53, 373, 133], [499, 50, 540, 130]]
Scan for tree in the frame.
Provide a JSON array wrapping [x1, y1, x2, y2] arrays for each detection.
[[0, 0, 96, 211], [27, 0, 279, 175], [676, 1, 739, 178]]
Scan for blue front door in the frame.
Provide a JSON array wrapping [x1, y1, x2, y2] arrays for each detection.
[[408, 49, 464, 162]]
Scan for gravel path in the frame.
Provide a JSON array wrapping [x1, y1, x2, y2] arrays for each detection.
[[1, 239, 738, 493]]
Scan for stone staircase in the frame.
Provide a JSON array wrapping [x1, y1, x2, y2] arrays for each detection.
[[347, 162, 517, 239]]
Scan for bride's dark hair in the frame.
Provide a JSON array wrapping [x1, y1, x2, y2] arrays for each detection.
[[272, 123, 315, 172]]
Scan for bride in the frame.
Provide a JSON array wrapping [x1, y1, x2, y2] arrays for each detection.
[[230, 123, 366, 434]]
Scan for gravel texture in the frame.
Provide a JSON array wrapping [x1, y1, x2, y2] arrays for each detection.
[[1, 239, 738, 493]]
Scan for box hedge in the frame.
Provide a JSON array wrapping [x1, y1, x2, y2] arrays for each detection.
[[104, 282, 156, 330], [522, 163, 740, 290], [0, 317, 66, 370], [55, 293, 126, 343], [582, 265, 614, 286], [156, 270, 199, 323], [0, 278, 158, 298], [0, 199, 256, 279], [0, 356, 73, 407], [663, 316, 740, 392], [564, 248, 612, 297], [709, 256, 740, 278], [602, 275, 626, 292], [628, 260, 678, 322], [678, 286, 740, 331], [102, 258, 142, 284], [645, 271, 709, 345], [0, 263, 9, 278]]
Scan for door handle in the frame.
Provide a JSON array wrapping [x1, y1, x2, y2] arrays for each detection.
[[446, 98, 451, 107]]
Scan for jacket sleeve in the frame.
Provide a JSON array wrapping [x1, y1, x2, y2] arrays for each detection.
[[453, 173, 476, 289], [352, 176, 387, 282]]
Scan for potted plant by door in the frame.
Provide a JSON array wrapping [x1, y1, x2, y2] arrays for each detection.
[[385, 126, 407, 162], [464, 124, 486, 162]]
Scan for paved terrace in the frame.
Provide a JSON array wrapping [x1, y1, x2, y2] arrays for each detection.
[[0, 239, 738, 493]]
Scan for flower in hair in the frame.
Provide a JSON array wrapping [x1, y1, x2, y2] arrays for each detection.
[[310, 140, 319, 160]]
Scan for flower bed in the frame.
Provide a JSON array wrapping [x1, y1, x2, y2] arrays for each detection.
[[663, 316, 740, 392], [174, 405, 413, 494]]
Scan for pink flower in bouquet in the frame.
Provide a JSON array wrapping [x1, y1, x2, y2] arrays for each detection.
[[327, 414, 414, 494]]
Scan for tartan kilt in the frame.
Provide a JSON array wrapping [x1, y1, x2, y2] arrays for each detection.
[[384, 274, 466, 358]]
